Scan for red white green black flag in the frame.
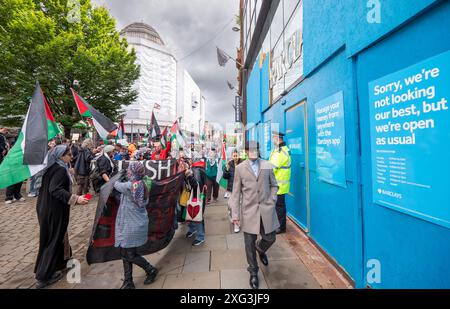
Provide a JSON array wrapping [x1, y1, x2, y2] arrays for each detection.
[[0, 83, 61, 189], [71, 89, 117, 140]]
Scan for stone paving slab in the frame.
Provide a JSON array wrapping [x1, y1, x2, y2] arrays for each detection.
[[261, 259, 321, 289], [190, 235, 227, 252], [225, 233, 245, 250], [163, 271, 220, 289], [210, 249, 248, 271], [74, 273, 123, 289], [182, 251, 210, 273], [220, 269, 269, 289], [265, 237, 299, 261], [204, 214, 232, 236]]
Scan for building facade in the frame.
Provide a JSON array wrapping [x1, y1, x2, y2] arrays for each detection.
[[241, 0, 450, 288], [120, 22, 206, 136]]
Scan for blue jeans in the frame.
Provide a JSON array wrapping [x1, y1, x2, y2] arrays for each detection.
[[188, 221, 205, 241]]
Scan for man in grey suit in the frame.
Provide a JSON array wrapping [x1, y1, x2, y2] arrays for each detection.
[[228, 141, 280, 289]]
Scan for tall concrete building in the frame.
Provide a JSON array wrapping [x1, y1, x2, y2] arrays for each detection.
[[120, 22, 206, 136]]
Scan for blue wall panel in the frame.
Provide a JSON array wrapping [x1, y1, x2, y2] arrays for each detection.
[[346, 0, 438, 57], [356, 1, 450, 288], [246, 62, 261, 126]]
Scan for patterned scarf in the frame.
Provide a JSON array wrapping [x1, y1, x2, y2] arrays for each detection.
[[127, 161, 146, 208]]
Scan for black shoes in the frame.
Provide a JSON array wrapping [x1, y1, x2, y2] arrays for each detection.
[[185, 231, 196, 238], [276, 228, 286, 234], [144, 267, 158, 285], [120, 279, 135, 289], [258, 251, 269, 266], [249, 275, 259, 289], [36, 271, 63, 289], [256, 241, 269, 266]]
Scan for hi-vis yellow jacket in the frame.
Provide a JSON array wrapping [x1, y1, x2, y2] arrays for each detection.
[[269, 145, 291, 195]]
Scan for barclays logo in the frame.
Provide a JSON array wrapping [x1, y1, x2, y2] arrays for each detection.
[[377, 188, 402, 199]]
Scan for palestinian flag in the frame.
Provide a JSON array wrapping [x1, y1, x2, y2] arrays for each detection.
[[170, 120, 186, 149], [216, 141, 228, 189], [149, 111, 161, 140], [71, 89, 117, 140], [0, 83, 60, 189], [117, 118, 125, 139]]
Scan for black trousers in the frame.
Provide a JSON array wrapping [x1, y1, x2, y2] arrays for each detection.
[[5, 181, 23, 201], [243, 219, 276, 275], [119, 247, 153, 281], [276, 194, 286, 232], [206, 177, 219, 201]]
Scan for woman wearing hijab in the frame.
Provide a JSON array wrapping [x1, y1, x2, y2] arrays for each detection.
[[34, 145, 89, 289], [114, 161, 158, 289]]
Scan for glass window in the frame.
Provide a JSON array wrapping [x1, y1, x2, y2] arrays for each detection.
[[255, 0, 262, 20], [261, 26, 271, 55], [270, 38, 285, 101], [284, 0, 301, 27], [270, 0, 284, 49]]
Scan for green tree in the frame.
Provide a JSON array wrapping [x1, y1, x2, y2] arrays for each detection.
[[0, 0, 140, 137]]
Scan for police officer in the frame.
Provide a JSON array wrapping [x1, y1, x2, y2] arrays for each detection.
[[269, 131, 291, 234]]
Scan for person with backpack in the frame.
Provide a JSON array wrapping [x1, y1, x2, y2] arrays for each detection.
[[74, 139, 95, 196], [114, 161, 158, 289]]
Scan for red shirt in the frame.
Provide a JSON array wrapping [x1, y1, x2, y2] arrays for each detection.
[[151, 142, 171, 160]]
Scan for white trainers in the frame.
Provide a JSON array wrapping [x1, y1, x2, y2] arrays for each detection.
[[28, 193, 37, 198], [17, 198, 26, 202], [233, 224, 240, 233], [5, 200, 13, 205]]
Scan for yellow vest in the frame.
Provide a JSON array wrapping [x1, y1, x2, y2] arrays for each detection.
[[269, 145, 291, 195]]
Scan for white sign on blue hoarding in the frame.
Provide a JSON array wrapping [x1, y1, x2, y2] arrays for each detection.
[[368, 50, 450, 228], [315, 91, 346, 188]]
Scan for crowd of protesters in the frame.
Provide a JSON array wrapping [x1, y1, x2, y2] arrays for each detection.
[[1, 125, 287, 290]]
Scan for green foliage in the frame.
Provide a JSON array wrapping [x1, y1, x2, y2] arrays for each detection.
[[0, 0, 140, 135]]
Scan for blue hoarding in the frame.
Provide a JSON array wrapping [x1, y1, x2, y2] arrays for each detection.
[[315, 91, 347, 187], [368, 50, 450, 229]]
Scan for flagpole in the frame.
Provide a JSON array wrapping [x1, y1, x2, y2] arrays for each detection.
[[131, 120, 134, 144]]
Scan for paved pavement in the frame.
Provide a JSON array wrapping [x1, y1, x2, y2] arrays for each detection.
[[0, 185, 352, 289]]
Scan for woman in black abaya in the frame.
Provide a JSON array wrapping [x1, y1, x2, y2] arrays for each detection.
[[34, 145, 89, 288]]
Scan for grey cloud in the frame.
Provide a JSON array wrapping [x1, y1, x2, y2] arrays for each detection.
[[93, 0, 240, 127]]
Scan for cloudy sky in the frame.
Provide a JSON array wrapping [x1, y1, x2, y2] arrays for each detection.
[[92, 0, 240, 127]]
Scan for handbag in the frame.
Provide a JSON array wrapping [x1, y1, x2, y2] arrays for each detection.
[[179, 188, 191, 207], [184, 185, 205, 222]]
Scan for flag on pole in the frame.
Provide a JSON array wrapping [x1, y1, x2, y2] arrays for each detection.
[[153, 102, 161, 110], [216, 140, 228, 189], [149, 111, 161, 140], [170, 120, 186, 149], [71, 89, 118, 140], [0, 82, 61, 189], [117, 118, 125, 139], [115, 118, 125, 143], [217, 47, 230, 67]]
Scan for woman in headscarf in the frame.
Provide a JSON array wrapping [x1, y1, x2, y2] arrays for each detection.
[[34, 145, 89, 289], [114, 161, 158, 289]]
